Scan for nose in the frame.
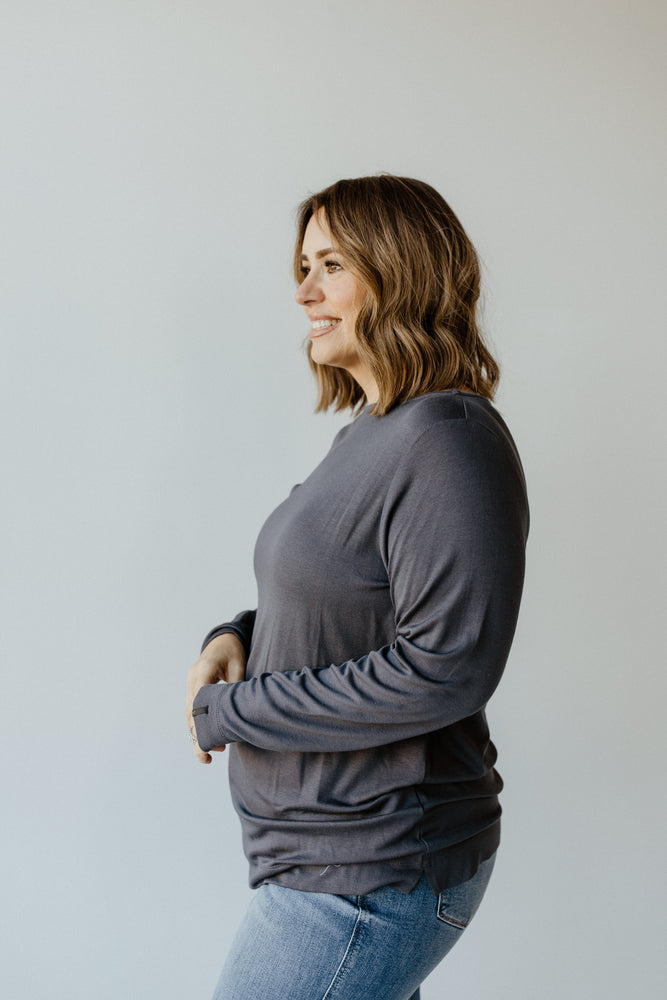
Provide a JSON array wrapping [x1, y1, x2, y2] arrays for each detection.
[[295, 271, 323, 306]]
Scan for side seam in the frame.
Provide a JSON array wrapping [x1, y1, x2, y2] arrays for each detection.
[[320, 900, 365, 1000]]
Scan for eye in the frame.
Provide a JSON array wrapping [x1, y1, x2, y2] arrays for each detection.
[[325, 260, 342, 272], [298, 265, 310, 278]]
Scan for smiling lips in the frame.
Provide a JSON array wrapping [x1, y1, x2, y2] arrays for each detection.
[[310, 318, 341, 337]]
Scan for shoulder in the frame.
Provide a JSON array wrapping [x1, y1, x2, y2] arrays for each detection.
[[381, 391, 527, 502], [382, 391, 513, 449], [335, 391, 525, 490], [384, 390, 468, 431]]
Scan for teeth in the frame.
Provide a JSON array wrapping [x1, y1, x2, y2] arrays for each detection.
[[312, 319, 340, 329]]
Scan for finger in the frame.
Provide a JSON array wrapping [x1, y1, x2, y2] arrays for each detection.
[[187, 721, 210, 764], [190, 721, 226, 760], [192, 738, 213, 764], [185, 694, 199, 733]]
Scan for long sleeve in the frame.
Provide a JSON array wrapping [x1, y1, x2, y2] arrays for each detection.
[[193, 416, 528, 754], [200, 609, 256, 657]]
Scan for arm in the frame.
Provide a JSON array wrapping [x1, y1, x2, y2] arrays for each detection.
[[186, 632, 247, 763], [193, 420, 528, 754], [200, 608, 256, 657], [186, 610, 255, 764]]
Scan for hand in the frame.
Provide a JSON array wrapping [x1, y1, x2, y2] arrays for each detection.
[[186, 633, 247, 764]]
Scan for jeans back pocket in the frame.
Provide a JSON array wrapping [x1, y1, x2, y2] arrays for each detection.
[[436, 852, 496, 929]]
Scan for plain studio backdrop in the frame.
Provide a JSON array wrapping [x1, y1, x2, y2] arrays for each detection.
[[1, 2, 665, 997]]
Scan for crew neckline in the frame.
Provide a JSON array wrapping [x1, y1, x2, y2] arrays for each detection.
[[362, 389, 485, 414]]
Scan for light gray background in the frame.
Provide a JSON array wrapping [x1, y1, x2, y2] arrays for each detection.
[[1, 2, 665, 997]]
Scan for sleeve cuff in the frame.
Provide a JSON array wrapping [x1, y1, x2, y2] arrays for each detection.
[[192, 683, 227, 750]]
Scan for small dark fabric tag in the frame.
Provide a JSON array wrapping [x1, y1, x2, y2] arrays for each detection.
[[192, 706, 209, 717]]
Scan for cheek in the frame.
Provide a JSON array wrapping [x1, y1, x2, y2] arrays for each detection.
[[342, 278, 366, 318]]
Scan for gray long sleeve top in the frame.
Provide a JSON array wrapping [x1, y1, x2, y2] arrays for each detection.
[[193, 390, 529, 896]]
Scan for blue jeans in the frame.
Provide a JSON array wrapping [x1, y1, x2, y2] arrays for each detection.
[[211, 853, 496, 1000]]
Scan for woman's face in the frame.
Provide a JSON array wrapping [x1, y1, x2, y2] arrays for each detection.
[[295, 209, 378, 402]]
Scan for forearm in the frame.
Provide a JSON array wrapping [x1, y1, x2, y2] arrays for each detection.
[[201, 609, 256, 657], [192, 599, 521, 754]]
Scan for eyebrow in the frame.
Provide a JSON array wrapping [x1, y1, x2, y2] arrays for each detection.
[[298, 247, 337, 262]]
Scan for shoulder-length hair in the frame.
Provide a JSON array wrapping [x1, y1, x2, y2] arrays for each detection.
[[293, 174, 499, 416]]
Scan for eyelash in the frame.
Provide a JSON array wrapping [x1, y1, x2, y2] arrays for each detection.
[[299, 260, 342, 278]]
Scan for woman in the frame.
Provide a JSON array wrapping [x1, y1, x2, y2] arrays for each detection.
[[186, 174, 529, 1000]]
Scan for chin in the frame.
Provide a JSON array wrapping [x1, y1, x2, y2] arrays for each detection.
[[310, 345, 339, 369], [310, 345, 356, 372]]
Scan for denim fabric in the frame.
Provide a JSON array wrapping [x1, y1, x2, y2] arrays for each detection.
[[210, 853, 496, 1000]]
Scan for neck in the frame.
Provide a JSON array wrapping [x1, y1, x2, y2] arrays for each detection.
[[348, 366, 379, 405]]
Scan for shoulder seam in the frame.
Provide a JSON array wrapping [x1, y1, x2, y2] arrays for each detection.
[[381, 414, 474, 511], [382, 411, 509, 501]]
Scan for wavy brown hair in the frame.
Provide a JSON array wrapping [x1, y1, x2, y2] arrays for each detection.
[[293, 174, 499, 416]]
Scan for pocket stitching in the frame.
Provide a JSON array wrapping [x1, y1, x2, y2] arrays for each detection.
[[436, 896, 468, 929]]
